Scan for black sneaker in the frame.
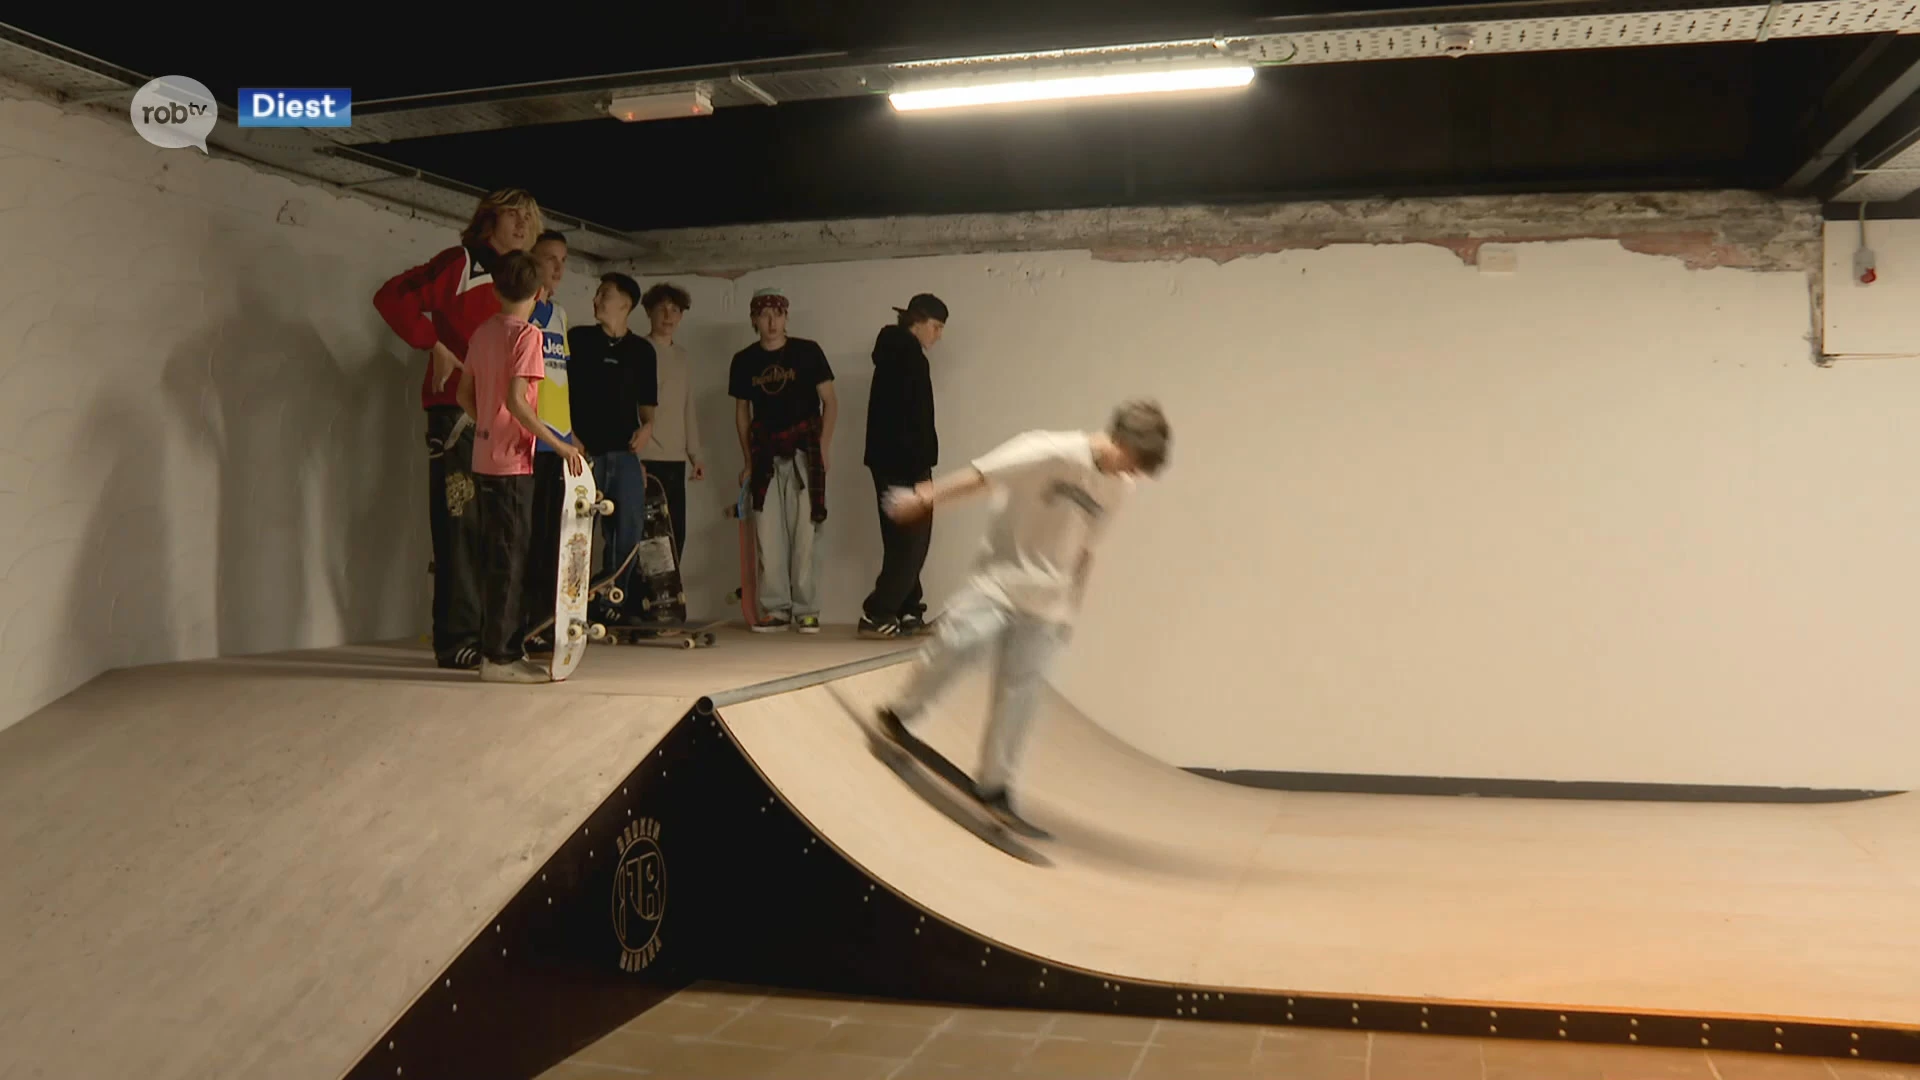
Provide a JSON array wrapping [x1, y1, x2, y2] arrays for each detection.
[[974, 787, 1051, 841], [876, 706, 911, 743], [751, 615, 791, 633], [438, 644, 481, 670], [858, 615, 901, 639]]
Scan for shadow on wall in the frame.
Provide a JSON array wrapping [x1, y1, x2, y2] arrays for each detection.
[[53, 390, 179, 702], [157, 278, 420, 657]]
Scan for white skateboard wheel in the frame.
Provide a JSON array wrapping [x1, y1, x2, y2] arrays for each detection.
[[588, 623, 606, 641], [607, 587, 624, 604]]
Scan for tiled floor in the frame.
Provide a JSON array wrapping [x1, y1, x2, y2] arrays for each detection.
[[540, 982, 1920, 1080]]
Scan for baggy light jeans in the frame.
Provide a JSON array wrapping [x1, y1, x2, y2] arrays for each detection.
[[756, 453, 823, 618], [889, 582, 1071, 796]]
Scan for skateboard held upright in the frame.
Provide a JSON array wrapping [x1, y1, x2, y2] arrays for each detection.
[[631, 472, 687, 624], [591, 470, 724, 649], [724, 479, 761, 628], [548, 470, 613, 679]]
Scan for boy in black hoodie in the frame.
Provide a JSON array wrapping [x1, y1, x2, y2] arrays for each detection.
[[860, 293, 947, 638]]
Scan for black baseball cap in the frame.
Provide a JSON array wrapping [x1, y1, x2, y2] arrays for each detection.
[[894, 293, 949, 322]]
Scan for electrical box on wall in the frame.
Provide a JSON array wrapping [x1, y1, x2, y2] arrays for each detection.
[[1854, 242, 1877, 285]]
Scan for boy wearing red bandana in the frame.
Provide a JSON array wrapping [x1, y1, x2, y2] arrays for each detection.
[[728, 287, 837, 633]]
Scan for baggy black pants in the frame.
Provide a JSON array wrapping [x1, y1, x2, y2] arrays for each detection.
[[862, 467, 932, 622], [520, 452, 565, 641], [476, 472, 535, 666], [425, 405, 483, 664]]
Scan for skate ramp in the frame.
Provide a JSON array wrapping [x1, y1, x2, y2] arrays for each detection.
[[0, 634, 912, 1080], [713, 660, 1920, 1029], [10, 633, 1920, 1080]]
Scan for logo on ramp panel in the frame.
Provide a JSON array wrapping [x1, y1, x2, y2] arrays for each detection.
[[613, 817, 665, 972]]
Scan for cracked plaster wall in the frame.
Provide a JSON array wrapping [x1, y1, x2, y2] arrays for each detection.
[[0, 93, 450, 734]]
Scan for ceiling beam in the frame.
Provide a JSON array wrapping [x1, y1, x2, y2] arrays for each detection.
[[324, 1, 1920, 146], [1780, 33, 1920, 196]]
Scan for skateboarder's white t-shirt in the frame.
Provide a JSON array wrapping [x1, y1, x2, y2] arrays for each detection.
[[966, 430, 1134, 625]]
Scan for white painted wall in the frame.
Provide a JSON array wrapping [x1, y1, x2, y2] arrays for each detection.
[[11, 82, 1907, 789], [1822, 217, 1920, 357], [0, 94, 446, 733], [628, 237, 1920, 790]]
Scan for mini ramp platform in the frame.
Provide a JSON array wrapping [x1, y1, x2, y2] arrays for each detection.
[[4, 632, 1919, 1080]]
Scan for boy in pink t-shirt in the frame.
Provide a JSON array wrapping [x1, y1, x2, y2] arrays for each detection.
[[456, 250, 587, 682]]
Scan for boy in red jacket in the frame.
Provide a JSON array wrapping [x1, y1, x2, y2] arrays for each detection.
[[455, 251, 587, 683], [373, 188, 542, 670]]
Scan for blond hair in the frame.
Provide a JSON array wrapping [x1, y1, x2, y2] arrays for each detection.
[[461, 188, 543, 248]]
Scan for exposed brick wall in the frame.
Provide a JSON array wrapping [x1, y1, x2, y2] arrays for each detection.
[[615, 191, 1822, 278]]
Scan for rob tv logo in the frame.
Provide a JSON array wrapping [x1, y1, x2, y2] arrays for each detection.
[[239, 88, 352, 127]]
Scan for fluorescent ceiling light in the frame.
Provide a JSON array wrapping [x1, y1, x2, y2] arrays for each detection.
[[889, 65, 1255, 112]]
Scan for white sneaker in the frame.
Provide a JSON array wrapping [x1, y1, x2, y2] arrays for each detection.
[[480, 658, 549, 684]]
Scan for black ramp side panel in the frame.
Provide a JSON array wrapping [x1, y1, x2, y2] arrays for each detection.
[[346, 699, 1920, 1080]]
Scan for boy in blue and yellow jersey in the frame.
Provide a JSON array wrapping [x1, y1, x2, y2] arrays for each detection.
[[521, 230, 588, 652]]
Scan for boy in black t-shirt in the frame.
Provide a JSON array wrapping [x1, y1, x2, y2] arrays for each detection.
[[566, 272, 658, 626], [728, 286, 837, 633]]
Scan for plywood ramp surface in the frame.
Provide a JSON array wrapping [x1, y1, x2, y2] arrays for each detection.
[[719, 662, 1920, 1029], [0, 633, 907, 1080]]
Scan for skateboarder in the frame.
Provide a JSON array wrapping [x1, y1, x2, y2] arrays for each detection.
[[860, 293, 946, 639], [521, 230, 589, 651], [454, 250, 587, 683], [374, 187, 544, 670], [638, 282, 705, 562], [567, 272, 658, 623], [729, 286, 837, 633], [874, 400, 1171, 837]]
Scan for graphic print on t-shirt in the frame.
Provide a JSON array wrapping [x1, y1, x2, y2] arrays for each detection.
[[1045, 480, 1106, 520], [729, 338, 834, 433], [749, 361, 796, 396]]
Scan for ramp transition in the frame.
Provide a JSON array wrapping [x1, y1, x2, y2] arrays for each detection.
[[347, 653, 1920, 1079]]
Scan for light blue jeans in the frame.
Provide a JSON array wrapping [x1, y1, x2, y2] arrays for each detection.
[[756, 453, 824, 618], [890, 582, 1071, 795]]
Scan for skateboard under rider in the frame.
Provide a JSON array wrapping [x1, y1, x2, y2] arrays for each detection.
[[824, 685, 1051, 866]]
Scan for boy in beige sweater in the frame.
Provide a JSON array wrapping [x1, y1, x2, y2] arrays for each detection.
[[638, 282, 704, 559]]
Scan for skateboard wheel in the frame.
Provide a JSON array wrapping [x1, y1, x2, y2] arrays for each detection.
[[595, 499, 614, 516], [607, 587, 624, 604], [588, 623, 606, 641], [566, 621, 586, 643]]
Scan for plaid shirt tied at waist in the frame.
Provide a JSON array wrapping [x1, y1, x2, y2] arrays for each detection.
[[749, 415, 827, 523]]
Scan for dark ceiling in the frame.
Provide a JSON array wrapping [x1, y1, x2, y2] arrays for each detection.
[[3, 4, 1902, 231]]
